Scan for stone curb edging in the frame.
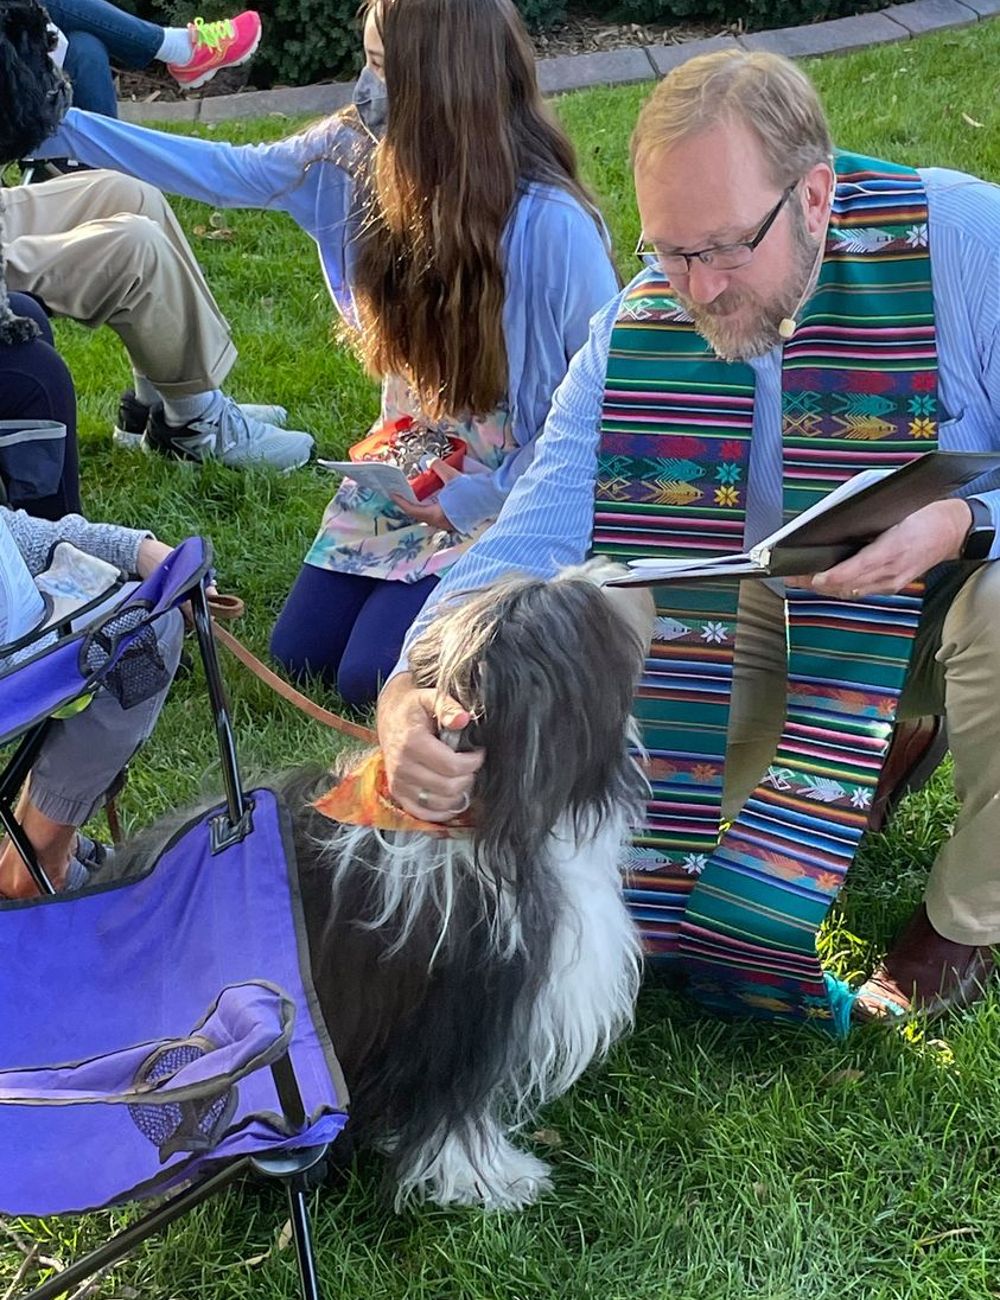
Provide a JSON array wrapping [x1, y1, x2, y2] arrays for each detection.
[[119, 0, 1000, 124]]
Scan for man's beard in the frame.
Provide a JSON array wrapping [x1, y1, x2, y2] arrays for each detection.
[[674, 205, 822, 363]]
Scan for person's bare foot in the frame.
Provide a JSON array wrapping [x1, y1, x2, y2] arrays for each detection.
[[0, 842, 68, 897]]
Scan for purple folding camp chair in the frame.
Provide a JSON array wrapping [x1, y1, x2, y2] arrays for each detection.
[[0, 538, 348, 1300]]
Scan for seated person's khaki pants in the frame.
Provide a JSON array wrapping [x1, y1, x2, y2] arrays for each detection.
[[2, 169, 236, 398]]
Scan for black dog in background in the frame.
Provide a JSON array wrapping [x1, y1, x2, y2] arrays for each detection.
[[0, 0, 70, 343]]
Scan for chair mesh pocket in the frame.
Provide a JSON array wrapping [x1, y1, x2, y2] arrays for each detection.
[[128, 1038, 238, 1163], [82, 608, 170, 709]]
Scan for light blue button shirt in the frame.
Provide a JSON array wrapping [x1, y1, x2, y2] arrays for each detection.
[[42, 108, 619, 538], [399, 165, 1000, 660]]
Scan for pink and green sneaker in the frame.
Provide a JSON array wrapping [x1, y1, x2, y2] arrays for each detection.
[[168, 11, 262, 91]]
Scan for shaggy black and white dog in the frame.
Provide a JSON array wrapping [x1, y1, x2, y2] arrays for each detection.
[[118, 561, 652, 1210], [0, 0, 70, 343]]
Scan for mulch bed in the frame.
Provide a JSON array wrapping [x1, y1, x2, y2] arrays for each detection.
[[532, 13, 730, 56], [115, 61, 250, 105]]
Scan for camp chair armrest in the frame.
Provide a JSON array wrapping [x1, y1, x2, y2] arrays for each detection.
[[0, 981, 295, 1107]]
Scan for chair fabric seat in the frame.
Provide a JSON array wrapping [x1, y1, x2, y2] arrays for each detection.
[[0, 786, 347, 1215]]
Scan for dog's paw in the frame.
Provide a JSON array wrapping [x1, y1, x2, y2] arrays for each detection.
[[396, 1131, 553, 1211], [472, 1147, 553, 1211]]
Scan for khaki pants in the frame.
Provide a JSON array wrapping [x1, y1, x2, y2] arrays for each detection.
[[2, 170, 237, 397], [723, 564, 1000, 946]]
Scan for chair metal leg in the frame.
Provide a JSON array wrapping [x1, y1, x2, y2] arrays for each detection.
[[250, 1146, 328, 1300], [188, 582, 247, 835], [18, 1160, 249, 1300], [286, 1181, 323, 1300]]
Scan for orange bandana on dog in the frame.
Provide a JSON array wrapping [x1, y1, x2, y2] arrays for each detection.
[[313, 751, 473, 838]]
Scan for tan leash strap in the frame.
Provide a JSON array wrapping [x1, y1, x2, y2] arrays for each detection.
[[105, 797, 124, 848], [205, 591, 246, 621], [210, 619, 377, 743]]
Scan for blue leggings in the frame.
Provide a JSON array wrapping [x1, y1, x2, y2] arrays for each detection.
[[46, 0, 165, 118], [270, 566, 439, 711], [0, 294, 81, 519]]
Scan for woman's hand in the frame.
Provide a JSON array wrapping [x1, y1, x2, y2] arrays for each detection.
[[376, 672, 484, 820], [390, 458, 462, 532]]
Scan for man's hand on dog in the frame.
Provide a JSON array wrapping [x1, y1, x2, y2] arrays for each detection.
[[378, 672, 483, 821]]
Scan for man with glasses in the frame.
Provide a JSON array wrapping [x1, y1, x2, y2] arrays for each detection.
[[375, 50, 1000, 1029], [635, 184, 795, 275], [633, 182, 804, 360]]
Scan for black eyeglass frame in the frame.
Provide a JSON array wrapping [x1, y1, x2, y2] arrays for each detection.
[[635, 183, 798, 276]]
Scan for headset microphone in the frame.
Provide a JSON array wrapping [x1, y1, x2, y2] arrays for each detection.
[[776, 241, 825, 341], [778, 184, 835, 342]]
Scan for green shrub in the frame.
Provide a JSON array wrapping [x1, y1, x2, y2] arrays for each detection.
[[246, 0, 570, 85], [109, 0, 886, 89], [247, 0, 362, 87], [115, 0, 568, 88], [515, 0, 568, 31]]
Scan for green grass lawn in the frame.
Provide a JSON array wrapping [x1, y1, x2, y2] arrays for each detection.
[[5, 21, 1000, 1299]]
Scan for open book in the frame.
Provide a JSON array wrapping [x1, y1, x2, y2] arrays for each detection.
[[317, 459, 420, 504], [603, 451, 1000, 587]]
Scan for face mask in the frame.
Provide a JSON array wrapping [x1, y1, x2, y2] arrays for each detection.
[[352, 64, 388, 137]]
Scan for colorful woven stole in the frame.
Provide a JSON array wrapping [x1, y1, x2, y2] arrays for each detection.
[[593, 154, 937, 1033]]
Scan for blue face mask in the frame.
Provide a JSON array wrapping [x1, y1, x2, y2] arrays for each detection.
[[352, 64, 388, 137]]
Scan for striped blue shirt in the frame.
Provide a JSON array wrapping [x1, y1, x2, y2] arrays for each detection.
[[400, 165, 1000, 661]]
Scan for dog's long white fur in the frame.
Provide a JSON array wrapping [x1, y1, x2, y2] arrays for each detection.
[[395, 1119, 555, 1211], [523, 812, 643, 1106], [293, 560, 653, 1210], [322, 822, 525, 965], [321, 809, 641, 1210]]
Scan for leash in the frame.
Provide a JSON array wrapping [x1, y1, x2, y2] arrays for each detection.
[[206, 594, 376, 743], [102, 592, 371, 856]]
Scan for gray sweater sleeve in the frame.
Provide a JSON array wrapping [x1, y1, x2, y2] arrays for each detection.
[[2, 508, 152, 577]]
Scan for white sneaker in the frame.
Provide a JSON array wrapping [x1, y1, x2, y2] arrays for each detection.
[[114, 390, 289, 449], [144, 395, 314, 471]]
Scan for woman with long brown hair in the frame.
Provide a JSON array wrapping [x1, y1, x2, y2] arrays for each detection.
[[41, 0, 619, 706]]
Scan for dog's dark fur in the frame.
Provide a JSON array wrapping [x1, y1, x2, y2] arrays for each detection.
[[110, 563, 653, 1209], [0, 0, 70, 343]]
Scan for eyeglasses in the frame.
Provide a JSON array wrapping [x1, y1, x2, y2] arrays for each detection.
[[635, 184, 797, 276]]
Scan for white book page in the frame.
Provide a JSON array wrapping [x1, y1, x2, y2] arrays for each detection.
[[317, 459, 420, 504], [0, 516, 45, 646], [750, 466, 894, 562], [605, 557, 765, 585], [614, 467, 900, 583], [626, 552, 754, 572]]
